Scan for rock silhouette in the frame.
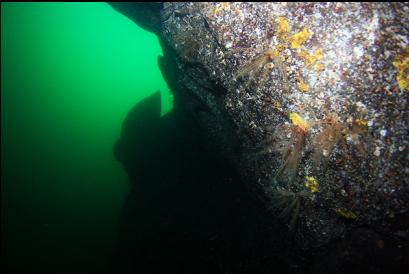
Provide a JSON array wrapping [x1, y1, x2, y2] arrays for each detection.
[[110, 3, 409, 273]]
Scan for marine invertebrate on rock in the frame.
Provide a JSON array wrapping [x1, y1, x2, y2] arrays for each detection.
[[234, 16, 317, 95], [349, 118, 369, 143], [251, 112, 309, 186], [392, 46, 409, 91], [311, 113, 370, 170], [305, 176, 319, 193], [335, 207, 358, 220], [271, 188, 309, 230], [276, 16, 291, 38], [273, 113, 309, 184], [235, 49, 278, 79], [289, 112, 309, 132], [353, 118, 368, 129], [235, 48, 288, 93], [289, 27, 310, 49], [311, 113, 346, 170], [297, 78, 310, 92], [298, 48, 324, 67]]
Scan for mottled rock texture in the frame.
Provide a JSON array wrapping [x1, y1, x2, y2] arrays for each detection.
[[110, 2, 409, 272]]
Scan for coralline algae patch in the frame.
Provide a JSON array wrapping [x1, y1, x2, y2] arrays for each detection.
[[277, 16, 290, 36], [305, 176, 319, 193], [392, 46, 409, 91], [290, 112, 309, 131], [289, 27, 311, 49]]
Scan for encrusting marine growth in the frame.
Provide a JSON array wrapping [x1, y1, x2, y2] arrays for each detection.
[[233, 14, 374, 231]]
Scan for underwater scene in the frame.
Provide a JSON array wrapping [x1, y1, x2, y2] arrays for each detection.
[[1, 2, 408, 274]]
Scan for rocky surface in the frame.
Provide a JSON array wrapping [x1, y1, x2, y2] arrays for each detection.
[[110, 2, 409, 272]]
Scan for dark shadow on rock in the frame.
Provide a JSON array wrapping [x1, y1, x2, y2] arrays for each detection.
[[108, 5, 301, 273], [110, 91, 300, 274], [311, 226, 409, 274]]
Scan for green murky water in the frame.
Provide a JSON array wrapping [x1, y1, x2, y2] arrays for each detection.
[[1, 3, 172, 273]]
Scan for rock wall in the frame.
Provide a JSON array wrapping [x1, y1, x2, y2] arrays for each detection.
[[110, 2, 409, 271]]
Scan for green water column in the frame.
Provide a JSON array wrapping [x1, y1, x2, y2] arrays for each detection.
[[1, 2, 172, 273]]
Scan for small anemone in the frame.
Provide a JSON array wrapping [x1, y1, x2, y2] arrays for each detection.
[[310, 113, 369, 171], [235, 53, 271, 79], [250, 123, 307, 185], [273, 125, 307, 185], [311, 114, 346, 169], [271, 189, 308, 231], [235, 49, 290, 93]]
